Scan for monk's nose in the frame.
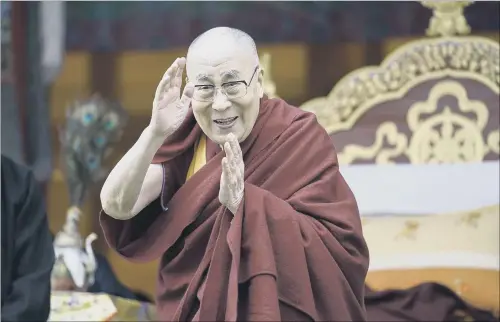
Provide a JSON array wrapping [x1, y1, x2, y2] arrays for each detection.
[[212, 90, 231, 111]]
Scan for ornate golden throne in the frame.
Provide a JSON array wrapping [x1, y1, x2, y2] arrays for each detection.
[[300, 1, 499, 165], [286, 2, 499, 313]]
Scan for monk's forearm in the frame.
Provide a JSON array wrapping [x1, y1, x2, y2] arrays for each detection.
[[101, 126, 165, 218]]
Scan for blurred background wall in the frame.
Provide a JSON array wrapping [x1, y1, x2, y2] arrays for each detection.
[[2, 0, 499, 299]]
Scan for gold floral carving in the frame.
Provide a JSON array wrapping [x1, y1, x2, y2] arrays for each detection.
[[395, 220, 420, 240], [301, 37, 499, 135], [457, 211, 482, 228], [422, 1, 472, 37], [338, 123, 408, 165], [300, 1, 499, 143], [337, 81, 499, 164], [487, 130, 500, 155]]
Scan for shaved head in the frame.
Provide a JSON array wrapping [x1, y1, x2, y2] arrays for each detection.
[[186, 27, 260, 75]]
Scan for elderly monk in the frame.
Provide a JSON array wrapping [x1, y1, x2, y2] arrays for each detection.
[[100, 27, 369, 321]]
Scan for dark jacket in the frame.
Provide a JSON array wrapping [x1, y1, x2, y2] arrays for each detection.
[[1, 155, 55, 321]]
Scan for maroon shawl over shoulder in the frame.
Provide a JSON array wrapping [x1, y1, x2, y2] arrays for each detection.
[[100, 97, 370, 321]]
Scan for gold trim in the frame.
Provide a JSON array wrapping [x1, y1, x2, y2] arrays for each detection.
[[300, 37, 500, 134], [487, 130, 500, 155], [337, 122, 408, 165], [422, 1, 472, 37], [259, 2, 499, 165], [337, 81, 499, 164]]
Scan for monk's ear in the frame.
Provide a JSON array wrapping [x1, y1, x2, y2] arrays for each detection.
[[257, 68, 265, 98]]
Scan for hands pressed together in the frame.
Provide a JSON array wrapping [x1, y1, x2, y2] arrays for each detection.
[[219, 133, 245, 214]]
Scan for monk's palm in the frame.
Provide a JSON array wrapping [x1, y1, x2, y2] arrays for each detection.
[[150, 57, 193, 138], [219, 134, 245, 214]]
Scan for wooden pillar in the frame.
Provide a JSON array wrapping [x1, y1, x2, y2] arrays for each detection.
[[306, 43, 342, 99], [364, 42, 384, 66], [306, 41, 376, 100], [90, 52, 118, 99], [10, 1, 28, 161]]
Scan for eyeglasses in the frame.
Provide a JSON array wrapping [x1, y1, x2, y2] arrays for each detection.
[[189, 66, 259, 102]]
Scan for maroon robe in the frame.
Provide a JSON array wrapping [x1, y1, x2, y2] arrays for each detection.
[[365, 283, 499, 322], [100, 97, 370, 321]]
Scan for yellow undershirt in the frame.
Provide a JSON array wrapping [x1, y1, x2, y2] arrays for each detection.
[[186, 134, 207, 181], [185, 134, 209, 315]]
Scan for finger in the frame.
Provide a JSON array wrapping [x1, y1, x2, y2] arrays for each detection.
[[154, 77, 169, 101], [229, 163, 241, 188], [179, 83, 194, 108], [154, 59, 179, 99], [237, 171, 245, 187], [164, 58, 179, 84], [228, 133, 242, 161], [174, 58, 186, 88], [222, 157, 232, 179], [222, 157, 228, 172], [166, 62, 179, 90], [220, 157, 227, 180], [223, 161, 235, 186], [230, 170, 239, 187], [237, 172, 244, 188], [224, 142, 233, 162]]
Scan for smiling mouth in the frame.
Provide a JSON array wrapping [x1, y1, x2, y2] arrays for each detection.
[[213, 117, 238, 127]]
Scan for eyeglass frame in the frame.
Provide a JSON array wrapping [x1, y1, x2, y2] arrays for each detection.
[[187, 66, 259, 102]]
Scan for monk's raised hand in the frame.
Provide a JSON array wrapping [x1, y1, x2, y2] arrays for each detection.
[[149, 57, 194, 139], [219, 133, 245, 214]]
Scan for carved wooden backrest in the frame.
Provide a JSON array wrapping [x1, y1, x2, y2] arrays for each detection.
[[300, 1, 499, 165]]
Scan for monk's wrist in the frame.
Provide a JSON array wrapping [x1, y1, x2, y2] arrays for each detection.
[[144, 126, 170, 149]]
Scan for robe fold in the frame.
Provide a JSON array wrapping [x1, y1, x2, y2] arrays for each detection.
[[1, 155, 55, 321], [100, 97, 370, 321]]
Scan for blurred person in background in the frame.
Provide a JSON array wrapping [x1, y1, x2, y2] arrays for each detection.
[[1, 155, 55, 321]]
